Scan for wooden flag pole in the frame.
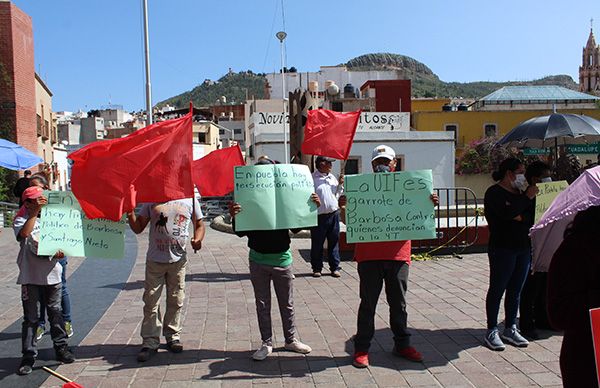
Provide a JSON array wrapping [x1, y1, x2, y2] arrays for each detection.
[[42, 366, 72, 383]]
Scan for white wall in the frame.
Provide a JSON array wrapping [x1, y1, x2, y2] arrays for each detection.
[[252, 131, 455, 191], [52, 147, 69, 191]]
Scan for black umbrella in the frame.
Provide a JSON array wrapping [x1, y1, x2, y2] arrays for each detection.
[[497, 113, 600, 148]]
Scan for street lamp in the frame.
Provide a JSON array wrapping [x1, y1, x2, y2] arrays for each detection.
[[276, 31, 288, 163]]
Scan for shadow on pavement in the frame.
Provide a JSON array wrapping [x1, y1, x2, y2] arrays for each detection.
[[56, 327, 491, 383], [101, 272, 251, 290], [297, 249, 354, 263]]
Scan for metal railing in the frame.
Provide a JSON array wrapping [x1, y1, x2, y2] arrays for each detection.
[[411, 187, 482, 254], [0, 201, 19, 228], [200, 195, 232, 221]]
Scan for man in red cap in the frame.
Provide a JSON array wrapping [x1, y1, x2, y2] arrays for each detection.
[[13, 186, 75, 375]]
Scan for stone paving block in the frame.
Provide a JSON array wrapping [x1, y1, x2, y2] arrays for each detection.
[[9, 227, 562, 387]]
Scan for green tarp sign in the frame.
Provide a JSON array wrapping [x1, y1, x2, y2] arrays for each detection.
[[534, 180, 568, 223], [38, 191, 126, 259], [522, 148, 551, 156], [345, 170, 436, 243], [566, 144, 600, 154], [522, 144, 599, 155], [233, 164, 317, 231]]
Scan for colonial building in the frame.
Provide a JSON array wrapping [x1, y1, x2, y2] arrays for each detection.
[[580, 26, 600, 95]]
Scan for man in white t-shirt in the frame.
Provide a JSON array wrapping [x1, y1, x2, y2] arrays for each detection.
[[128, 198, 205, 361]]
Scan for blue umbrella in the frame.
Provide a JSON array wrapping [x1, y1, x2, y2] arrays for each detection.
[[0, 138, 43, 170]]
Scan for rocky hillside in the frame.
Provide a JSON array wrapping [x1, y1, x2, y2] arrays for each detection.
[[157, 53, 579, 108]]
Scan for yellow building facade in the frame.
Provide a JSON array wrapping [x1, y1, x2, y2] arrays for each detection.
[[411, 108, 600, 153]]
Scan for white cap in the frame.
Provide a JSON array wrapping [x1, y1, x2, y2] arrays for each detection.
[[371, 145, 396, 161]]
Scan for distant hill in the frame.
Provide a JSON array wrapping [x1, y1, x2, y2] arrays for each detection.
[[158, 70, 267, 109], [156, 53, 579, 108]]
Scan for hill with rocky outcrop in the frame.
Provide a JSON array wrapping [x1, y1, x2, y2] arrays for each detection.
[[157, 53, 579, 108]]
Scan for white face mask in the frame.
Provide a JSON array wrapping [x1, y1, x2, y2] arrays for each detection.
[[512, 173, 528, 191], [541, 177, 552, 183]]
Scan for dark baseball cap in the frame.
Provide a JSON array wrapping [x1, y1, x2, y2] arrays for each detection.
[[315, 156, 336, 164]]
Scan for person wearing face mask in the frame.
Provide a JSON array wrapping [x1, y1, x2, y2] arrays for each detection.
[[483, 157, 538, 351], [518, 161, 552, 340], [352, 145, 439, 368]]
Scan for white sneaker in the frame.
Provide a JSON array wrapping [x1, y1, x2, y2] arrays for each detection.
[[284, 339, 312, 354], [252, 342, 273, 361]]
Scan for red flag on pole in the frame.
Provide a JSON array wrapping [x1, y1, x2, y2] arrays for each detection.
[[193, 145, 245, 197], [68, 112, 194, 221], [301, 109, 360, 160], [591, 307, 600, 386]]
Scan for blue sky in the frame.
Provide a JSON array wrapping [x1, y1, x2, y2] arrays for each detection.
[[11, 0, 599, 112]]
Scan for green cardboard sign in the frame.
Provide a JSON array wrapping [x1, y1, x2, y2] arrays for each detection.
[[38, 191, 126, 259], [534, 180, 568, 223], [233, 164, 317, 231], [345, 170, 436, 243]]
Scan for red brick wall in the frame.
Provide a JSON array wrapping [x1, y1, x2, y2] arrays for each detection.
[[0, 2, 36, 154]]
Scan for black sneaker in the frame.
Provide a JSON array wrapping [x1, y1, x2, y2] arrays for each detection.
[[166, 340, 183, 353], [137, 347, 157, 362], [17, 357, 35, 376], [55, 346, 75, 364]]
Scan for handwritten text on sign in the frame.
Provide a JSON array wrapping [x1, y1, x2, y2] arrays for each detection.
[[534, 180, 568, 223], [38, 191, 126, 259], [233, 164, 317, 231], [345, 170, 436, 243]]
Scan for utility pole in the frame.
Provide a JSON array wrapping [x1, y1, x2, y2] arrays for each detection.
[[142, 0, 153, 125], [276, 31, 288, 163]]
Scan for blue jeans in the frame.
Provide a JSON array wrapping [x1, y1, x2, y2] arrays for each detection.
[[39, 258, 71, 325], [310, 211, 341, 272], [485, 247, 531, 329]]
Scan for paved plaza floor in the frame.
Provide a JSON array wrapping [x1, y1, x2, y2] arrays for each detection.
[[0, 225, 563, 387]]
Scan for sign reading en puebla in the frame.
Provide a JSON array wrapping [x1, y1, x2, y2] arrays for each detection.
[[252, 112, 409, 133], [522, 143, 600, 155]]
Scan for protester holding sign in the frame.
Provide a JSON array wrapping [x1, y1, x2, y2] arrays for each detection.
[[483, 158, 537, 351], [519, 161, 552, 340], [13, 186, 75, 376], [29, 175, 75, 342], [352, 145, 438, 369], [128, 198, 204, 362], [547, 206, 600, 388], [310, 155, 343, 278], [229, 157, 319, 361]]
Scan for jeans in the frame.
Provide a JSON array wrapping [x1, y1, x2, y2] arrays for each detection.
[[22, 284, 67, 359], [354, 260, 410, 352], [39, 258, 71, 325], [310, 211, 341, 272], [485, 247, 531, 329], [141, 258, 187, 349], [249, 261, 296, 345]]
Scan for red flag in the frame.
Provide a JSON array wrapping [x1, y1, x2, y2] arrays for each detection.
[[68, 113, 193, 221], [302, 109, 360, 160], [591, 307, 600, 386], [193, 145, 245, 197]]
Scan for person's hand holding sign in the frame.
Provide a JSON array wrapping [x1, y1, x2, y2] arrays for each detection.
[[310, 193, 321, 208]]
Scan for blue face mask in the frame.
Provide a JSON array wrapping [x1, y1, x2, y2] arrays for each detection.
[[374, 164, 391, 173]]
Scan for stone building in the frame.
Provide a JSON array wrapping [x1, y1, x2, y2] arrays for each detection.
[[580, 26, 600, 95]]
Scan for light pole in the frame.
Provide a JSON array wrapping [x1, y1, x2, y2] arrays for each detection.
[[276, 31, 288, 163], [142, 0, 153, 125]]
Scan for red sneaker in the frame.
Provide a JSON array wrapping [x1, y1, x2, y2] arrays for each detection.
[[394, 346, 424, 362], [352, 351, 369, 368]]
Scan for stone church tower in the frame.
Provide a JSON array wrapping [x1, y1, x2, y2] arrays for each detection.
[[580, 26, 600, 94]]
